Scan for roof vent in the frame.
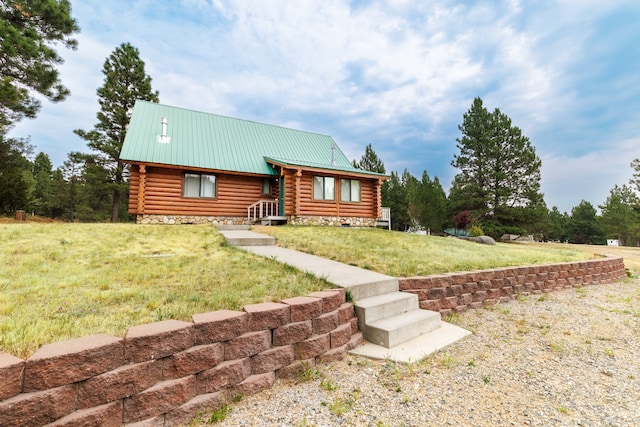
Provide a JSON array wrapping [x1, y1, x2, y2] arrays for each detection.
[[330, 142, 336, 165], [156, 117, 171, 144]]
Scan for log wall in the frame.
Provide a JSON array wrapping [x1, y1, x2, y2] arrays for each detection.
[[129, 167, 266, 217]]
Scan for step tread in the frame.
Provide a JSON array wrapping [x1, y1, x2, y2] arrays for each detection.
[[367, 309, 440, 332], [355, 291, 416, 308]]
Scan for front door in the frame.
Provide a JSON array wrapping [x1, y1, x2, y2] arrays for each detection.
[[279, 178, 285, 215]]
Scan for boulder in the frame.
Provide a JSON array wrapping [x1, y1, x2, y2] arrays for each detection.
[[471, 235, 496, 245]]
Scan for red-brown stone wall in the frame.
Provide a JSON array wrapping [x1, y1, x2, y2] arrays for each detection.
[[399, 255, 627, 315], [0, 289, 361, 427]]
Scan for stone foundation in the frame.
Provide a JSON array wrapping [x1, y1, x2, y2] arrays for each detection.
[[136, 215, 248, 225], [289, 215, 377, 227], [136, 214, 378, 227]]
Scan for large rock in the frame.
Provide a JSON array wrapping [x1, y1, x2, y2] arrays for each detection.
[[471, 235, 496, 245]]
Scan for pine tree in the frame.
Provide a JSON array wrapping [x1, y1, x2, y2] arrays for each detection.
[[75, 43, 159, 221], [0, 0, 79, 130], [354, 143, 386, 174], [450, 97, 544, 236]]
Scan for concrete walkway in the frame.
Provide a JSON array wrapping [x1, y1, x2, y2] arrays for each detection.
[[219, 228, 470, 363]]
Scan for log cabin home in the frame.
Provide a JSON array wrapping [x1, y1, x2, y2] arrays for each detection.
[[120, 101, 388, 226]]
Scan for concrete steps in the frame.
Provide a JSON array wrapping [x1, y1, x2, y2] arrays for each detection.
[[354, 291, 442, 349], [217, 227, 470, 362], [218, 227, 275, 246]]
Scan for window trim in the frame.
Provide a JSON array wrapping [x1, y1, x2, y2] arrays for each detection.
[[340, 178, 361, 203], [313, 175, 335, 201], [183, 172, 217, 199]]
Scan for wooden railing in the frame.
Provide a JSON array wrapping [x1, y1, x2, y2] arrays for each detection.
[[248, 199, 279, 223], [377, 207, 391, 230]]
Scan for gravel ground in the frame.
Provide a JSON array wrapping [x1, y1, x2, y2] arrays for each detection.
[[195, 279, 640, 427]]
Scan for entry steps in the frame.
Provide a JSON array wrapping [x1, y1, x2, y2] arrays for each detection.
[[218, 225, 470, 362]]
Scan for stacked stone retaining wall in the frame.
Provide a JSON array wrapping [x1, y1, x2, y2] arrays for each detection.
[[0, 289, 361, 427], [399, 255, 626, 315]]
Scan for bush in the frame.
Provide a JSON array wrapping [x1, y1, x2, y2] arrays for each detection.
[[469, 225, 484, 237]]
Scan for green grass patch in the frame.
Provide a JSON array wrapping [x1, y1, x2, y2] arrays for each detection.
[[0, 224, 331, 358], [254, 226, 594, 277]]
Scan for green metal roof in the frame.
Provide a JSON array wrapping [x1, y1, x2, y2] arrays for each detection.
[[121, 101, 384, 177]]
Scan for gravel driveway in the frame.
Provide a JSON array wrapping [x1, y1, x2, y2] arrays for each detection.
[[195, 279, 640, 426]]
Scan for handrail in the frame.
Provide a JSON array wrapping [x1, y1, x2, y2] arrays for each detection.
[[378, 206, 391, 230], [248, 199, 279, 223]]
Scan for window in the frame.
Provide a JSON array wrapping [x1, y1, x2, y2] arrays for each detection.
[[183, 173, 216, 198], [313, 176, 334, 200], [262, 179, 271, 195], [341, 179, 361, 202]]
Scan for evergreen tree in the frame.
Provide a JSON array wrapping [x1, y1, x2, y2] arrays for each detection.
[[382, 171, 409, 231], [568, 200, 604, 244], [75, 42, 159, 222], [631, 158, 640, 201], [0, 0, 79, 130], [546, 206, 569, 242], [450, 97, 544, 236], [31, 152, 55, 216], [599, 185, 639, 246], [0, 134, 32, 214], [354, 143, 386, 173]]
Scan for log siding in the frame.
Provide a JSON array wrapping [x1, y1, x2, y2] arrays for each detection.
[[128, 164, 381, 223]]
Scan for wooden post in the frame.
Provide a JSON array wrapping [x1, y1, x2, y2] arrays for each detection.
[[137, 164, 146, 214]]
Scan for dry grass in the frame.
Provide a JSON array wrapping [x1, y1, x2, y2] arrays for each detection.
[[0, 223, 331, 358], [253, 226, 601, 277], [2, 222, 638, 359]]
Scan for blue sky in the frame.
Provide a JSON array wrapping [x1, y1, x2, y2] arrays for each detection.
[[8, 0, 640, 213]]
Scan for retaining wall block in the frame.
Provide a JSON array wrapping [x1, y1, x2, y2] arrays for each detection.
[[123, 376, 196, 424], [0, 384, 76, 427], [293, 334, 330, 360], [45, 402, 122, 427], [312, 310, 339, 335], [276, 358, 316, 379], [122, 415, 165, 426], [428, 287, 446, 300], [243, 302, 290, 331], [330, 323, 352, 349], [192, 310, 247, 344], [273, 321, 313, 346], [350, 317, 359, 334], [280, 296, 323, 322], [196, 358, 251, 395], [317, 343, 348, 363], [472, 291, 487, 303], [224, 330, 271, 361], [163, 343, 224, 380], [234, 372, 276, 397], [420, 300, 441, 311], [403, 289, 428, 301], [449, 285, 463, 296], [337, 302, 355, 324], [251, 345, 294, 375], [125, 320, 194, 363], [164, 391, 227, 427], [307, 289, 344, 313], [78, 360, 162, 409], [462, 282, 478, 294], [0, 353, 24, 401], [24, 334, 123, 392], [347, 332, 364, 351]]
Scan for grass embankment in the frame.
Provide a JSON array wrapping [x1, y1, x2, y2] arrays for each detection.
[[2, 223, 637, 358], [253, 226, 605, 277], [0, 224, 330, 358]]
